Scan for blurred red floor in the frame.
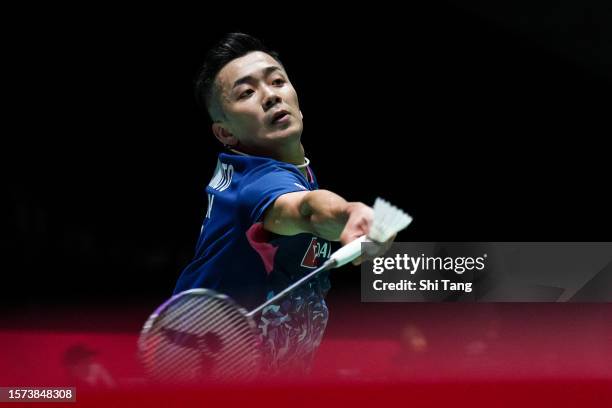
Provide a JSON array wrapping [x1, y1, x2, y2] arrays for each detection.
[[1, 302, 611, 406]]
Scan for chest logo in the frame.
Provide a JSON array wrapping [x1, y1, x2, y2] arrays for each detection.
[[301, 237, 331, 268]]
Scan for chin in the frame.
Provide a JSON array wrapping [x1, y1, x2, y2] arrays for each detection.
[[267, 125, 303, 143]]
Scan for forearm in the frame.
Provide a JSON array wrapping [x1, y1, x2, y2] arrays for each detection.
[[298, 190, 351, 241], [263, 189, 370, 241]]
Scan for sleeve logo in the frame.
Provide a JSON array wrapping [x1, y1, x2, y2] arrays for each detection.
[[208, 160, 234, 192]]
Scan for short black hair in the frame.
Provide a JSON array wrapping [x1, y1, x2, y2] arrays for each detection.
[[194, 33, 282, 120]]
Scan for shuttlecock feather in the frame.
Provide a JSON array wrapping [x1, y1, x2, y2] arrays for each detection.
[[368, 198, 413, 242]]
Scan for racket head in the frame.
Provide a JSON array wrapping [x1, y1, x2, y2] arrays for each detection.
[[138, 288, 263, 384]]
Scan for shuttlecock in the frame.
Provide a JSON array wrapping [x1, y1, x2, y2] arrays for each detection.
[[326, 197, 413, 268], [368, 197, 413, 242]]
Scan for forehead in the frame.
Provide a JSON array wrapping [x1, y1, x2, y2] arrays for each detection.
[[216, 51, 284, 90]]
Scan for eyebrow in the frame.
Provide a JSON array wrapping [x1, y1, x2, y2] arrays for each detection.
[[232, 66, 284, 89]]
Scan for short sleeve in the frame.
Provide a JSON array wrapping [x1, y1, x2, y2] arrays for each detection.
[[238, 165, 309, 226]]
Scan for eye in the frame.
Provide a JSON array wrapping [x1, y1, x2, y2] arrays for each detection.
[[238, 89, 254, 99], [272, 78, 286, 86]]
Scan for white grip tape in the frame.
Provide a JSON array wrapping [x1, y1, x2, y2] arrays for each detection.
[[329, 235, 369, 267]]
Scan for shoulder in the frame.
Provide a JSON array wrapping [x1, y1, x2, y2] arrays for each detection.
[[217, 153, 306, 189]]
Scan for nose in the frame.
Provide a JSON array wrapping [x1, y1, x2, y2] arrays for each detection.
[[261, 85, 281, 112]]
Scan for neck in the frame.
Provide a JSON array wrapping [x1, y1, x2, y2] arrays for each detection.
[[228, 143, 309, 177], [277, 143, 306, 168]]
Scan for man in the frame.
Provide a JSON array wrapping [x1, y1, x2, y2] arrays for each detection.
[[174, 33, 390, 373]]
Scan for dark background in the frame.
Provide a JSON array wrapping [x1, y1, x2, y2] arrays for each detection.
[[5, 1, 611, 311]]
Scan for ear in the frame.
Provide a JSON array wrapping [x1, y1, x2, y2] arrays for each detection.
[[212, 122, 238, 147]]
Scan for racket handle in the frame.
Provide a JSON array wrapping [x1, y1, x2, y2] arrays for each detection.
[[328, 235, 369, 267]]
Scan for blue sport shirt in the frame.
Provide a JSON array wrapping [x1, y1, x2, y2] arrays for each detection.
[[173, 152, 333, 371]]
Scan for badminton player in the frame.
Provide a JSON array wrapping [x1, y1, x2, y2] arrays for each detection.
[[174, 33, 394, 373]]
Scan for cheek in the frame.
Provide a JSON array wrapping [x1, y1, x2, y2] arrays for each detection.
[[228, 105, 261, 122], [286, 88, 300, 106], [226, 109, 264, 134]]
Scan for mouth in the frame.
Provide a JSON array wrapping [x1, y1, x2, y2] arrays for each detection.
[[270, 110, 290, 125]]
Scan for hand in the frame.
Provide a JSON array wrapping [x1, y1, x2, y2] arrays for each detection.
[[339, 202, 397, 265]]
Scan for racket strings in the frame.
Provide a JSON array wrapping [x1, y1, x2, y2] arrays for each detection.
[[140, 292, 262, 383], [140, 275, 333, 383]]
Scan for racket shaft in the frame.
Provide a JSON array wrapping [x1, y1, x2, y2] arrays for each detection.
[[247, 259, 335, 316]]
